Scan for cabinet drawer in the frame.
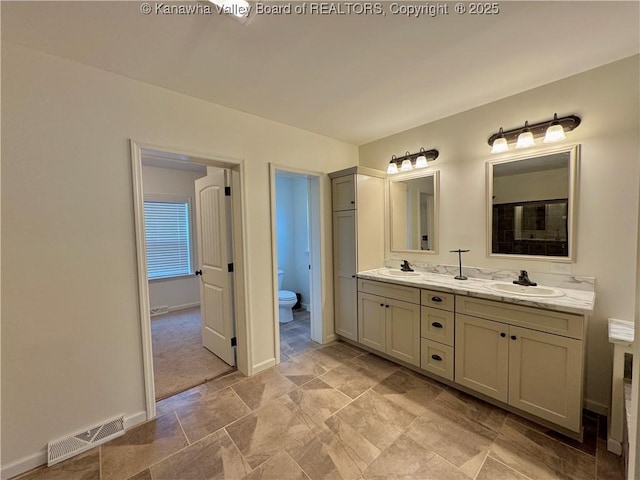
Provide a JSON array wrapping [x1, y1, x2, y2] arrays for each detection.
[[421, 339, 453, 381], [456, 295, 584, 340], [421, 289, 455, 312], [421, 307, 454, 346], [358, 279, 420, 304]]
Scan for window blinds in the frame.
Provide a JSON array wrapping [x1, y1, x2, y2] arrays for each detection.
[[144, 201, 192, 279]]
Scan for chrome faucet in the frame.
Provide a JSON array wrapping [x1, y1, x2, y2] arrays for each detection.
[[400, 260, 414, 272], [513, 270, 537, 287]]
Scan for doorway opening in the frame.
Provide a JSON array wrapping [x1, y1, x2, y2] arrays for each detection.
[[132, 141, 250, 419], [270, 165, 323, 362]]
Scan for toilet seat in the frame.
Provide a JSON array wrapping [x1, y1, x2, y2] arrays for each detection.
[[278, 290, 297, 302]]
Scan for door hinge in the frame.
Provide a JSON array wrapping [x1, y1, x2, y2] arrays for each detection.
[[225, 186, 231, 196], [231, 337, 237, 347], [228, 263, 234, 273]]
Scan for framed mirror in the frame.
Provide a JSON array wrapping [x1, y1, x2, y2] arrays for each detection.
[[486, 145, 579, 261], [389, 170, 439, 253]]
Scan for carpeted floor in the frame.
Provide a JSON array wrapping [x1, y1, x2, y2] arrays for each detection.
[[152, 307, 234, 400]]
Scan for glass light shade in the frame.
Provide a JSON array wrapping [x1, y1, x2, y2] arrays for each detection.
[[400, 159, 413, 171], [516, 131, 535, 148], [543, 124, 566, 143], [387, 162, 398, 174], [414, 155, 428, 168], [491, 137, 509, 153]]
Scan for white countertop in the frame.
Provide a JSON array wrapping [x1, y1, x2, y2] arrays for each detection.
[[608, 318, 634, 346], [357, 268, 595, 315]]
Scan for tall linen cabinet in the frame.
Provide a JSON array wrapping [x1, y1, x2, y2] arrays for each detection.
[[329, 167, 385, 341]]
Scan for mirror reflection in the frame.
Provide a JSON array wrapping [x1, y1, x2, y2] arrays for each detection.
[[489, 147, 577, 259], [389, 172, 438, 252]]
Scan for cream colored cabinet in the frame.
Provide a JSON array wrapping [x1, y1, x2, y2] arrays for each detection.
[[358, 279, 421, 367], [330, 168, 385, 342], [455, 295, 585, 433], [420, 289, 455, 380]]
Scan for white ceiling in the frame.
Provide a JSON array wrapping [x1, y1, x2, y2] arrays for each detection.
[[2, 1, 639, 144]]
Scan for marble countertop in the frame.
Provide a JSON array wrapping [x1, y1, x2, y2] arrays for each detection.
[[357, 268, 595, 315]]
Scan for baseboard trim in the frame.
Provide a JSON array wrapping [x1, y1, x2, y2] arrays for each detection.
[[301, 303, 310, 311], [1, 411, 148, 480], [252, 358, 276, 374], [584, 399, 609, 417], [168, 302, 200, 312]]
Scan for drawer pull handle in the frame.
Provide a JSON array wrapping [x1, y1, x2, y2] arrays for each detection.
[[432, 322, 443, 328], [511, 335, 517, 340], [431, 296, 443, 303], [500, 332, 506, 338], [431, 354, 443, 361]]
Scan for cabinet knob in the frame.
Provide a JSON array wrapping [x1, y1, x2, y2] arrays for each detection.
[[500, 332, 506, 338], [432, 322, 443, 329], [511, 335, 517, 340], [385, 304, 389, 308], [431, 354, 443, 361], [350, 201, 355, 204], [351, 275, 356, 278], [380, 303, 384, 307], [431, 296, 443, 303]]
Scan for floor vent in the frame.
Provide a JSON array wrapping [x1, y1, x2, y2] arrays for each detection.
[[47, 415, 125, 466], [150, 306, 169, 316]]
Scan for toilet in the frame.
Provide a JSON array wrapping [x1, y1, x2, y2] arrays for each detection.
[[277, 269, 297, 324]]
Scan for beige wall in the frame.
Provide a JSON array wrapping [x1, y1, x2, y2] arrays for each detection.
[[142, 165, 207, 311], [360, 55, 640, 412], [1, 42, 357, 471]]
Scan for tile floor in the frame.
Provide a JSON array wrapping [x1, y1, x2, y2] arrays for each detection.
[[15, 328, 625, 480]]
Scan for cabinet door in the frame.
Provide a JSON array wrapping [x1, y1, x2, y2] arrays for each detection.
[[358, 293, 386, 352], [333, 211, 357, 340], [332, 176, 356, 211], [508, 326, 583, 432], [455, 314, 509, 403], [385, 298, 421, 367]]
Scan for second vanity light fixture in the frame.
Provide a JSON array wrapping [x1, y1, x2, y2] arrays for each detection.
[[488, 113, 581, 153], [387, 147, 439, 174]]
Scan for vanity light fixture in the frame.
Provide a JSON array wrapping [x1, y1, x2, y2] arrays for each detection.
[[387, 147, 439, 174], [488, 113, 581, 153]]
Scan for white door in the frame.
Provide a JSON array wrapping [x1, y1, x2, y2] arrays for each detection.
[[195, 169, 235, 366]]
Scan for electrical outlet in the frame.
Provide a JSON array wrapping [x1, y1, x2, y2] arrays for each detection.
[[550, 262, 571, 274]]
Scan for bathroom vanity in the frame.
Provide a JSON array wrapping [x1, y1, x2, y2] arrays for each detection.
[[351, 269, 595, 437]]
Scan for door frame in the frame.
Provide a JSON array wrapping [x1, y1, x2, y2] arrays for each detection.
[[131, 140, 251, 419], [269, 164, 324, 360]]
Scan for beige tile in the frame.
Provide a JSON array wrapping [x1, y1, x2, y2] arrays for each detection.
[[491, 417, 595, 480], [476, 456, 529, 480], [231, 368, 297, 411], [295, 343, 362, 371], [277, 355, 328, 386], [127, 470, 152, 480], [150, 430, 251, 479], [372, 370, 442, 416], [362, 435, 470, 479], [198, 370, 248, 394], [243, 451, 310, 480], [287, 429, 363, 480], [13, 449, 100, 480], [320, 362, 380, 399], [433, 388, 508, 433], [346, 353, 400, 381], [156, 386, 203, 417], [225, 396, 316, 469], [406, 403, 497, 478], [596, 438, 625, 480], [335, 390, 416, 450], [323, 416, 381, 472], [100, 413, 188, 480], [288, 378, 352, 425], [174, 386, 252, 443]]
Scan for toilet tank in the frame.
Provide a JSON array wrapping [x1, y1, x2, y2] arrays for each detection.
[[277, 270, 284, 290]]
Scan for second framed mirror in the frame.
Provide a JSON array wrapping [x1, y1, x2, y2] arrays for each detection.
[[388, 170, 439, 253]]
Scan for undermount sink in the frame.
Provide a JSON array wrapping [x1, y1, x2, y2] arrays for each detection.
[[378, 269, 423, 279], [484, 282, 565, 297]]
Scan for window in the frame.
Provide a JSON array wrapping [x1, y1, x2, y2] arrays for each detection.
[[144, 197, 193, 280]]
